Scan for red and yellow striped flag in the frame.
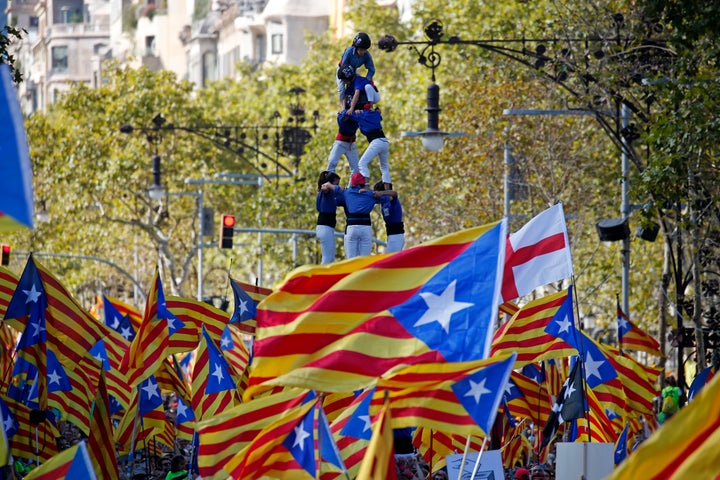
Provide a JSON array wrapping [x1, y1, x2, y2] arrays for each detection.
[[600, 343, 660, 417], [87, 371, 120, 480], [23, 441, 96, 480], [575, 387, 620, 443], [607, 368, 720, 479], [247, 222, 506, 398], [414, 427, 484, 472], [4, 394, 60, 463], [617, 301, 664, 357], [369, 355, 515, 436], [197, 388, 313, 479], [222, 397, 318, 480], [0, 267, 18, 319], [505, 371, 553, 428], [491, 288, 578, 367], [356, 394, 397, 480]]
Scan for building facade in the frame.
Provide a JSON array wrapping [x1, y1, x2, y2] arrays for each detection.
[[5, 0, 406, 112]]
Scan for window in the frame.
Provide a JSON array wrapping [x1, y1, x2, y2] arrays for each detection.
[[271, 33, 283, 54], [202, 52, 217, 86], [145, 36, 156, 56], [255, 34, 265, 63], [51, 46, 68, 72]]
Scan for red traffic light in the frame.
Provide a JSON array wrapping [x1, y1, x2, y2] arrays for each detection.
[[222, 215, 236, 228], [1, 244, 9, 266], [219, 215, 236, 249]]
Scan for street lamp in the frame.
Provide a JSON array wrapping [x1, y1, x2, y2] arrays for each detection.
[[36, 199, 50, 223], [401, 83, 465, 151], [119, 89, 318, 184], [379, 21, 465, 151], [148, 154, 164, 200]]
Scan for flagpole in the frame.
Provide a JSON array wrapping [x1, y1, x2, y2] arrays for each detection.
[[315, 395, 322, 480], [127, 411, 140, 479], [429, 429, 434, 478], [469, 435, 489, 480], [572, 282, 590, 437], [616, 293, 624, 355], [458, 434, 473, 478], [187, 430, 197, 480]]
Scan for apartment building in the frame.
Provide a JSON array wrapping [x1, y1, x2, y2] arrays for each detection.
[[5, 0, 406, 112]]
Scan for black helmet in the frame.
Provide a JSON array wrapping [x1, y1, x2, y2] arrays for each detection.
[[337, 65, 356, 81], [353, 32, 371, 49]]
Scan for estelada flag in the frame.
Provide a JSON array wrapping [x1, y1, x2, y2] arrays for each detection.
[[246, 221, 506, 398]]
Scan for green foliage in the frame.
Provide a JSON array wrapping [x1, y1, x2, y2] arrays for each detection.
[[1, 25, 25, 83], [12, 0, 718, 346]]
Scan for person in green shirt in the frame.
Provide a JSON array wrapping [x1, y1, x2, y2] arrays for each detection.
[[659, 375, 681, 423], [165, 455, 188, 480]]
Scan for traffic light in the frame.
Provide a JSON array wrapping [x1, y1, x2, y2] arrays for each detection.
[[1, 244, 9, 266], [219, 215, 235, 249]]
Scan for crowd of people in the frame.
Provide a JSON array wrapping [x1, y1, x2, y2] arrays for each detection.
[[316, 32, 404, 264]]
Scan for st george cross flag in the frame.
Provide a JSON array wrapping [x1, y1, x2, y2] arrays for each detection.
[[246, 222, 506, 397], [501, 202, 573, 302]]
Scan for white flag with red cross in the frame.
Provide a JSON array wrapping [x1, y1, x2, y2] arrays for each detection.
[[501, 202, 573, 302]]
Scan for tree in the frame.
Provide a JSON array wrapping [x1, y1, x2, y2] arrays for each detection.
[[1, 25, 24, 83]]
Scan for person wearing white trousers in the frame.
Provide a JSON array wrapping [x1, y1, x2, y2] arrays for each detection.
[[373, 181, 404, 253], [326, 110, 360, 176], [315, 171, 344, 264], [354, 108, 391, 185], [333, 173, 395, 259]]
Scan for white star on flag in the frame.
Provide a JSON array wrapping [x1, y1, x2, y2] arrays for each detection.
[[23, 284, 42, 304], [584, 352, 605, 382], [618, 317, 629, 331], [359, 415, 372, 432], [504, 382, 516, 397], [176, 401, 189, 418], [238, 298, 249, 315], [142, 380, 160, 400], [464, 378, 491, 403], [292, 423, 311, 449], [555, 314, 572, 333], [564, 381, 577, 399], [48, 369, 62, 385], [120, 326, 133, 340], [414, 280, 474, 333], [29, 319, 44, 338], [211, 363, 225, 383]]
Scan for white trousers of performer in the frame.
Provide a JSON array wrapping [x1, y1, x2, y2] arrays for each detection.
[[326, 140, 359, 175], [316, 225, 337, 264], [337, 72, 380, 107], [386, 233, 405, 253], [359, 138, 390, 184], [344, 224, 372, 259]]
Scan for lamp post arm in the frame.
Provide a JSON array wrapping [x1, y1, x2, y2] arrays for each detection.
[[169, 125, 294, 178], [15, 251, 146, 302]]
